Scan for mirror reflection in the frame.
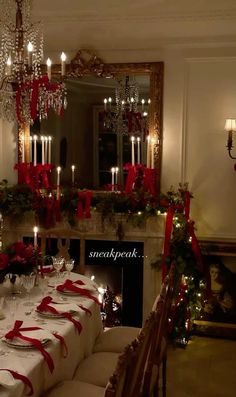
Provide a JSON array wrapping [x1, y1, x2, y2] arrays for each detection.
[[39, 74, 150, 189]]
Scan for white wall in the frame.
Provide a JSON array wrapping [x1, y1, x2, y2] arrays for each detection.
[[2, 47, 236, 241]]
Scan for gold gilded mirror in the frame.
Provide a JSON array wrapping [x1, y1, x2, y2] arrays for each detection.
[[21, 50, 164, 194]]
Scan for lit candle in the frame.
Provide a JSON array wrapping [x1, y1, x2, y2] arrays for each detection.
[[108, 97, 112, 110], [29, 136, 32, 163], [111, 167, 115, 191], [137, 137, 141, 164], [46, 58, 52, 81], [6, 56, 12, 76], [146, 136, 150, 168], [33, 135, 37, 166], [71, 164, 75, 185], [48, 136, 52, 163], [115, 167, 119, 186], [33, 226, 38, 248], [56, 166, 61, 186], [141, 99, 145, 112], [41, 136, 45, 165], [44, 137, 48, 163], [56, 166, 61, 200], [131, 136, 135, 166], [21, 136, 25, 163], [151, 138, 155, 169], [61, 52, 66, 76], [104, 98, 107, 111], [27, 42, 33, 68]]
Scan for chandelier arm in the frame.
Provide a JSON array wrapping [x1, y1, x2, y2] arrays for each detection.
[[228, 148, 236, 160]]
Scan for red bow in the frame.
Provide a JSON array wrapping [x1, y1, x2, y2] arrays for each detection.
[[56, 279, 101, 305], [5, 321, 54, 373], [37, 296, 83, 334]]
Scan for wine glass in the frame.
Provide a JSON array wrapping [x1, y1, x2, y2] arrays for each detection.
[[6, 295, 19, 328], [38, 275, 48, 299], [65, 259, 75, 277], [22, 273, 36, 306], [52, 256, 64, 283]]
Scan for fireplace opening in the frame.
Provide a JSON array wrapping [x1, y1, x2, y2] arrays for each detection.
[[85, 240, 144, 327]]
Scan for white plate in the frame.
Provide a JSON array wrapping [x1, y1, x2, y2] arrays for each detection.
[[36, 309, 77, 318], [2, 337, 51, 349]]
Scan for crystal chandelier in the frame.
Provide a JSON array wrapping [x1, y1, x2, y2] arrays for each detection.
[[0, 0, 67, 125], [103, 76, 149, 137]]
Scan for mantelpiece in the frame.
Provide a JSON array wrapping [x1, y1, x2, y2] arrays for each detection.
[[2, 213, 165, 321]]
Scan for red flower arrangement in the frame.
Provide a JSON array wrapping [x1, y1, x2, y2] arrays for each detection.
[[0, 241, 40, 283]]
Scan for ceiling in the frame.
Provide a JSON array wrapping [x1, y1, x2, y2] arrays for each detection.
[[29, 0, 236, 60]]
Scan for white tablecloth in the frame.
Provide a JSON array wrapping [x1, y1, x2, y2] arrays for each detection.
[[0, 273, 103, 397]]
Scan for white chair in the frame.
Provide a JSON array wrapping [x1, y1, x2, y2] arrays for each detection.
[[44, 312, 156, 397]]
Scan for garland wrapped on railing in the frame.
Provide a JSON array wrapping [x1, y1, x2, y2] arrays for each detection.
[[160, 184, 204, 346]]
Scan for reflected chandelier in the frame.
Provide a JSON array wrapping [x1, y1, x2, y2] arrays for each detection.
[[103, 76, 149, 137], [0, 0, 67, 125]]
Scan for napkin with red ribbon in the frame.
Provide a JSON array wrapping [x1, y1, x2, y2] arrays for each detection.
[[56, 279, 100, 305], [0, 368, 33, 395], [37, 296, 83, 334], [5, 321, 54, 373]]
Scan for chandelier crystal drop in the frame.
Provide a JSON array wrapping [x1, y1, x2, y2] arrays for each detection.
[[0, 0, 67, 125]]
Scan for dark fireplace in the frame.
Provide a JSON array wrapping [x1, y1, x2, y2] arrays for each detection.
[[23, 236, 144, 327], [85, 240, 144, 327]]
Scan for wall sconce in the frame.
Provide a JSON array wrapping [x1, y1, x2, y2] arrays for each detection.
[[224, 118, 236, 159]]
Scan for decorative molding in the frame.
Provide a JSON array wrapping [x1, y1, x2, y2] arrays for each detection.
[[37, 9, 236, 25]]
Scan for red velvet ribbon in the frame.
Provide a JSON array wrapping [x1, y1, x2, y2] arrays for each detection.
[[188, 220, 203, 272], [124, 164, 136, 193], [16, 75, 63, 124], [143, 167, 157, 196], [5, 321, 54, 373], [77, 191, 93, 219], [52, 332, 68, 358], [37, 296, 82, 334], [0, 369, 33, 396], [184, 191, 191, 220], [56, 279, 101, 305], [161, 206, 174, 280], [77, 304, 92, 316], [14, 163, 31, 186]]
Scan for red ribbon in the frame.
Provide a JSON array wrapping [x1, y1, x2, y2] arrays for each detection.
[[5, 321, 54, 373], [77, 304, 92, 316], [56, 279, 101, 305], [0, 369, 33, 396], [52, 332, 68, 358], [124, 164, 136, 193], [37, 296, 83, 334], [143, 167, 157, 196], [188, 220, 203, 272], [77, 191, 93, 219], [161, 206, 174, 280]]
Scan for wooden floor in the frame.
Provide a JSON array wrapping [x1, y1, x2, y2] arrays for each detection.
[[166, 336, 236, 397]]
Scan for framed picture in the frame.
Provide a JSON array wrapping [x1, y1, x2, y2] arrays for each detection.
[[194, 240, 236, 339]]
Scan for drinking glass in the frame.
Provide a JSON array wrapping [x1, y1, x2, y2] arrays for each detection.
[[6, 295, 19, 328], [65, 259, 75, 277], [22, 273, 36, 306], [52, 256, 64, 283], [38, 275, 48, 298]]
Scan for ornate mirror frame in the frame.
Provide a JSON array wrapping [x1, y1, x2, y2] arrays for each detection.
[[20, 50, 164, 195]]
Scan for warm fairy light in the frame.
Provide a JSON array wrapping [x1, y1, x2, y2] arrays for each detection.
[[27, 42, 33, 52]]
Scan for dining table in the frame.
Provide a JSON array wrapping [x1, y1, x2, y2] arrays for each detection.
[[0, 272, 103, 397]]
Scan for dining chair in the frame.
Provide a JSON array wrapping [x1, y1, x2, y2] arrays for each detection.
[[142, 264, 176, 397], [44, 311, 156, 397]]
